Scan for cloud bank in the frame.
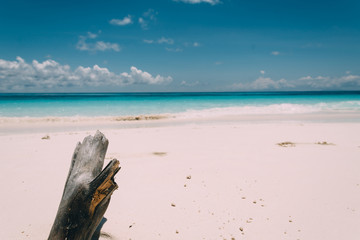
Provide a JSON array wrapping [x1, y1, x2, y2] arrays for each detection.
[[233, 77, 291, 90], [233, 74, 360, 91], [110, 15, 133, 26], [297, 75, 360, 89], [0, 57, 172, 91]]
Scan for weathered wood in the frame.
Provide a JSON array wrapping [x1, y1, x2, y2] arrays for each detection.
[[48, 131, 120, 240]]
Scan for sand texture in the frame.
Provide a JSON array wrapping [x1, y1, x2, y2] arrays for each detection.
[[0, 121, 360, 239]]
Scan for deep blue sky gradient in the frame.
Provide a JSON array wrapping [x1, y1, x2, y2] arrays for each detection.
[[0, 0, 359, 92]]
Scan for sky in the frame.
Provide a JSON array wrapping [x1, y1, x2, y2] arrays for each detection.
[[0, 0, 360, 92]]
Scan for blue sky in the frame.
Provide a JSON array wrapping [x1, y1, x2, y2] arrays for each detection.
[[0, 0, 359, 92]]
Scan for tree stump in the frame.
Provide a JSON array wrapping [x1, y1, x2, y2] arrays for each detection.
[[48, 131, 120, 240]]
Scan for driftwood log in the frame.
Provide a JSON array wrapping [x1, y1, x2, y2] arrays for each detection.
[[48, 131, 120, 240]]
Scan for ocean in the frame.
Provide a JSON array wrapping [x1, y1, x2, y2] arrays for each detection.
[[1, 92, 360, 121]]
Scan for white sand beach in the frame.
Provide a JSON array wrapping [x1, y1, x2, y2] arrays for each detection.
[[0, 118, 360, 239]]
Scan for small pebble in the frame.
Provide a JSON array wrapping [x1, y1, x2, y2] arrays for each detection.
[[42, 135, 50, 140]]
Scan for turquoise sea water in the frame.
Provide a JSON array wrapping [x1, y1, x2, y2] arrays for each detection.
[[1, 92, 360, 118]]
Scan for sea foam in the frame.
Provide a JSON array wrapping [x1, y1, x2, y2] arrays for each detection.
[[176, 103, 319, 119]]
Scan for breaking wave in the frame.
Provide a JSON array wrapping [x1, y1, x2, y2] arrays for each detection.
[[1, 101, 360, 123], [175, 101, 360, 119]]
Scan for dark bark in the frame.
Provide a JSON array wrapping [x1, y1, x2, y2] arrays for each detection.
[[48, 131, 120, 240]]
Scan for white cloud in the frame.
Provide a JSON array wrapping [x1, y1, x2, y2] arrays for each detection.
[[180, 80, 200, 87], [122, 66, 172, 85], [76, 32, 120, 52], [95, 41, 120, 52], [183, 41, 201, 47], [341, 75, 360, 81], [144, 37, 182, 52], [165, 47, 183, 52], [145, 39, 199, 52], [245, 77, 290, 90], [298, 75, 360, 89], [0, 57, 172, 91], [337, 75, 360, 88], [144, 37, 175, 45], [87, 32, 98, 39], [138, 17, 147, 29], [138, 9, 158, 29], [232, 73, 360, 91], [173, 0, 221, 5], [232, 73, 293, 90], [110, 15, 133, 26], [299, 76, 312, 81], [157, 37, 174, 45], [298, 75, 332, 88], [76, 36, 90, 51], [271, 51, 280, 56], [143, 8, 157, 20]]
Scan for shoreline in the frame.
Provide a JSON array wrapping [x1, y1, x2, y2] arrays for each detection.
[[1, 111, 360, 135]]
